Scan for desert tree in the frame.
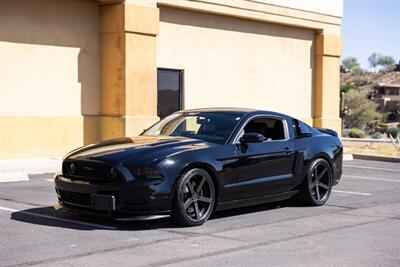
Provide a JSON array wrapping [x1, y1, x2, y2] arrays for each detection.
[[368, 52, 380, 72], [377, 55, 396, 71], [342, 57, 362, 73], [342, 89, 381, 129]]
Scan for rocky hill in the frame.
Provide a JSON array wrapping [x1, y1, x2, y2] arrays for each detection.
[[341, 70, 400, 92]]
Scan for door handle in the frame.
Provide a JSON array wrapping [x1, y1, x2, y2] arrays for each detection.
[[284, 147, 293, 155]]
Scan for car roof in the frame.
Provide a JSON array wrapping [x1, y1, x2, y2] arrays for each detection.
[[180, 107, 256, 113], [179, 107, 291, 119]]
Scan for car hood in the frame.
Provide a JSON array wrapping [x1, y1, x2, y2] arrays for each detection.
[[65, 136, 213, 165]]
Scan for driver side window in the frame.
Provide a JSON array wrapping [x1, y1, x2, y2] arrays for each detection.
[[238, 117, 287, 141]]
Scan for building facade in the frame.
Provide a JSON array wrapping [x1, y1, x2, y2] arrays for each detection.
[[0, 0, 343, 158], [373, 83, 400, 120]]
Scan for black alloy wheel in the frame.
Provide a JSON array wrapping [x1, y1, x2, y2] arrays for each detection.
[[171, 168, 215, 226], [300, 158, 333, 206]]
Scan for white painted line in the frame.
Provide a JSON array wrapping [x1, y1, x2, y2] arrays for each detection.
[[0, 157, 62, 174], [332, 190, 371, 196], [0, 206, 117, 230], [45, 178, 54, 182], [0, 171, 29, 183], [0, 206, 18, 212], [343, 154, 353, 161], [344, 175, 400, 183], [343, 164, 400, 173]]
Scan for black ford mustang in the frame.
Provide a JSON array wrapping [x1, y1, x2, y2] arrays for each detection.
[[55, 108, 343, 226]]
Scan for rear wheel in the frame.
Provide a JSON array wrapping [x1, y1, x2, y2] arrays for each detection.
[[171, 168, 215, 226], [300, 158, 333, 206]]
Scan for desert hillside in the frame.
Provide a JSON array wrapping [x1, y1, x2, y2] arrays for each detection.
[[341, 71, 400, 92]]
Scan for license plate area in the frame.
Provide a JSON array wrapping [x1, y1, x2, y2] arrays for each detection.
[[91, 194, 116, 211]]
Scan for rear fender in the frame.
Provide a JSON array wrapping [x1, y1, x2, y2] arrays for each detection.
[[316, 128, 338, 137]]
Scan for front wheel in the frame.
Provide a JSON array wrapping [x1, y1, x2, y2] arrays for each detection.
[[300, 158, 333, 206], [171, 168, 216, 226]]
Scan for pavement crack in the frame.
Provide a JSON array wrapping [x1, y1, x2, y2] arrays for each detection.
[[337, 212, 400, 220], [9, 235, 183, 267], [325, 204, 358, 210], [7, 201, 400, 267], [142, 217, 393, 267], [160, 229, 248, 243], [0, 197, 43, 207], [160, 229, 200, 237]]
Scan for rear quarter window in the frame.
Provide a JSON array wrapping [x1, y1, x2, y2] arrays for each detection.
[[293, 119, 313, 137]]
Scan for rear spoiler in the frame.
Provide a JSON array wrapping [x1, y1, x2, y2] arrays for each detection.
[[316, 128, 338, 137]]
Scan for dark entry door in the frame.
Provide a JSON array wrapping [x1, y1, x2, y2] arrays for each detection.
[[157, 68, 183, 119]]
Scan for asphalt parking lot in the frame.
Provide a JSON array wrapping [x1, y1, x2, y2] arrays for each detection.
[[0, 159, 399, 267]]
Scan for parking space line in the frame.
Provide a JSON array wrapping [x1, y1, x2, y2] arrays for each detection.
[[332, 190, 371, 196], [45, 178, 54, 182], [0, 206, 117, 230], [344, 175, 400, 183], [0, 206, 18, 212], [343, 164, 400, 173]]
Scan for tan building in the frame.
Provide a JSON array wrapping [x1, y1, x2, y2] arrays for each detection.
[[0, 0, 343, 159], [373, 83, 400, 111]]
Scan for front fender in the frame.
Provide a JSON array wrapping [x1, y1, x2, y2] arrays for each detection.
[[155, 145, 233, 203]]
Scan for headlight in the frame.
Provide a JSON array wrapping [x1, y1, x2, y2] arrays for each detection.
[[107, 167, 119, 179], [130, 166, 163, 179], [65, 162, 76, 175]]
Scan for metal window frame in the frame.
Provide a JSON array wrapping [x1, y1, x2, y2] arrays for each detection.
[[230, 114, 290, 144]]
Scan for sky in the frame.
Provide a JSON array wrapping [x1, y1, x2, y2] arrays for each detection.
[[342, 0, 400, 70]]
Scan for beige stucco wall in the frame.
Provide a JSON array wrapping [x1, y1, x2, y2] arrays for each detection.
[[0, 0, 100, 158], [157, 7, 315, 122], [255, 0, 343, 17], [0, 0, 341, 159]]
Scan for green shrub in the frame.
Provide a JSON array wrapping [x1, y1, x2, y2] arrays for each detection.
[[377, 122, 389, 133], [342, 90, 381, 129], [371, 132, 382, 139], [387, 128, 399, 138], [348, 128, 366, 138], [367, 120, 379, 127], [353, 75, 370, 86], [377, 122, 389, 129], [366, 120, 380, 132], [340, 84, 359, 93]]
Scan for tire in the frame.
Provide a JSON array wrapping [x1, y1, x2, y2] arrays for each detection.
[[171, 168, 216, 226], [299, 158, 333, 206]]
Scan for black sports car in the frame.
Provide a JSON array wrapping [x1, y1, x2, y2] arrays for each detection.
[[55, 108, 343, 226]]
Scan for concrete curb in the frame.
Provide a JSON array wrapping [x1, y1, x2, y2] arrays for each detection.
[[341, 137, 391, 143], [0, 158, 62, 183], [352, 154, 400, 163]]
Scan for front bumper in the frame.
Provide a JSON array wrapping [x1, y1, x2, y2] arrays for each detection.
[[54, 175, 171, 218]]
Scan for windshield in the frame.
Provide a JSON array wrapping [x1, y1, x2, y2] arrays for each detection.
[[143, 112, 243, 144]]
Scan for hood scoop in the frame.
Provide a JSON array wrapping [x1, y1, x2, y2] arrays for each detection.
[[147, 139, 181, 146]]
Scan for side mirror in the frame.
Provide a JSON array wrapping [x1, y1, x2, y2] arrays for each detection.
[[240, 133, 265, 144]]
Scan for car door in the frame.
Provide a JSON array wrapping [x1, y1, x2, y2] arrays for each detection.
[[222, 116, 296, 201]]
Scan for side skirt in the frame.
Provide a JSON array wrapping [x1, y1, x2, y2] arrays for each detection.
[[215, 190, 299, 211]]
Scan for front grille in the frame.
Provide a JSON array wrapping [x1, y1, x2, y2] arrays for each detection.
[[59, 190, 91, 207], [62, 160, 120, 181]]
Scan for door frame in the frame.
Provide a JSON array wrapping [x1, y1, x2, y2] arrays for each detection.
[[229, 114, 291, 145]]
